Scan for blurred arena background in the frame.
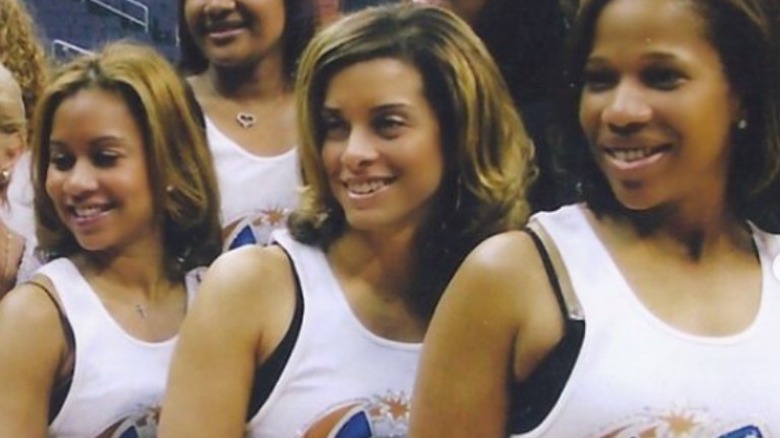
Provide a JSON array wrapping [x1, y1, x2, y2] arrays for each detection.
[[20, 0, 396, 64]]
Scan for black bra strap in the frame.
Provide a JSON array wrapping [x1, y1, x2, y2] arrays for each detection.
[[524, 226, 570, 322], [524, 221, 583, 321], [245, 246, 304, 420]]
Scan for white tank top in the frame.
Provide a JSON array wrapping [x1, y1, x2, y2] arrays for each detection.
[[515, 204, 780, 437], [206, 117, 300, 250], [40, 258, 202, 437], [246, 230, 421, 437]]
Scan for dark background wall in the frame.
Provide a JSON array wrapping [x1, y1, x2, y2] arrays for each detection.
[[23, 0, 181, 63]]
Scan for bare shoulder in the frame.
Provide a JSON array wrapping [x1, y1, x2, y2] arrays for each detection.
[[186, 244, 297, 349], [453, 230, 552, 303], [442, 230, 566, 375], [0, 278, 67, 377], [198, 244, 294, 304], [0, 278, 64, 335]]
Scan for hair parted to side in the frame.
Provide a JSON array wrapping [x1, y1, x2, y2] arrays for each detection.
[[562, 0, 780, 229], [31, 41, 223, 280], [291, 4, 536, 319], [0, 0, 50, 134], [177, 0, 317, 86]]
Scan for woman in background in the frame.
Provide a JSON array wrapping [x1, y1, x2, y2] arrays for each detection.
[[0, 0, 51, 284], [179, 0, 316, 250]]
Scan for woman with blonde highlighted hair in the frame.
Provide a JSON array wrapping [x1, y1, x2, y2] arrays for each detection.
[[160, 4, 534, 436], [0, 41, 222, 436]]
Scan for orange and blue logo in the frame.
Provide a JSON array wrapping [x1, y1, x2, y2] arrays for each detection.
[[301, 392, 411, 438]]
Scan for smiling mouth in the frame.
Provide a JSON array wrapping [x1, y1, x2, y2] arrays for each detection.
[[70, 205, 111, 220], [344, 178, 394, 196], [605, 145, 670, 163]]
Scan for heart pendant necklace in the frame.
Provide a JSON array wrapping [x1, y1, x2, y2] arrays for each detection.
[[236, 112, 257, 129]]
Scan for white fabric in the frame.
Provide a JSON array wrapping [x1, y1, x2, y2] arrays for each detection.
[[0, 151, 42, 283], [41, 258, 202, 437], [515, 204, 780, 437], [246, 229, 421, 437], [206, 118, 300, 250]]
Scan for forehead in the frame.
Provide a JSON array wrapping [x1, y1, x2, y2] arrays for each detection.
[[593, 0, 706, 43], [588, 0, 719, 62], [323, 58, 426, 105]]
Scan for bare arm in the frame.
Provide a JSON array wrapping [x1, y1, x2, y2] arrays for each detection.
[[409, 231, 564, 437], [159, 245, 296, 437], [0, 282, 67, 436]]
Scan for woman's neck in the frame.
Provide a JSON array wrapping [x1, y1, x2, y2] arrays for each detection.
[[329, 228, 417, 297], [75, 244, 174, 301], [202, 55, 289, 102], [599, 200, 752, 262]]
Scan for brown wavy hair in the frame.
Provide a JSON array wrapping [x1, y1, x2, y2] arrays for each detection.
[[31, 41, 223, 281], [291, 4, 536, 319]]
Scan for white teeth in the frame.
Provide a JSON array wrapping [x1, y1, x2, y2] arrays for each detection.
[[609, 148, 657, 163], [347, 180, 387, 195], [73, 206, 104, 218]]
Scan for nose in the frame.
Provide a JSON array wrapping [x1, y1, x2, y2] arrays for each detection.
[[341, 128, 379, 170], [62, 160, 98, 197], [203, 0, 236, 14], [601, 80, 652, 135]]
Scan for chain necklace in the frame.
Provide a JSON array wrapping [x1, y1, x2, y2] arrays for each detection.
[[135, 303, 148, 320]]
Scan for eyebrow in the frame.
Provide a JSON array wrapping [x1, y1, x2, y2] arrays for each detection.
[[586, 51, 679, 66]]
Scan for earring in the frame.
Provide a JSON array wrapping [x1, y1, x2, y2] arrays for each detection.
[[166, 184, 175, 193], [737, 119, 748, 130], [0, 168, 11, 187]]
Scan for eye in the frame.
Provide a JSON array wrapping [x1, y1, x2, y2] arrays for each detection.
[[50, 152, 75, 171], [642, 67, 685, 90], [374, 115, 405, 139], [321, 114, 349, 141], [92, 150, 121, 168], [582, 68, 617, 92]]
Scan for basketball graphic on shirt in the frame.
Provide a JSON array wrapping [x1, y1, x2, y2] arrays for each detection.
[[223, 207, 290, 250], [95, 407, 160, 438], [591, 408, 766, 438], [301, 391, 410, 438]]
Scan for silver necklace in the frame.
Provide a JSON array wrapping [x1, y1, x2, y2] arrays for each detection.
[[236, 112, 257, 129], [135, 303, 148, 320]]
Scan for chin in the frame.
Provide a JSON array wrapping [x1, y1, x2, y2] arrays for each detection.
[[611, 188, 662, 213]]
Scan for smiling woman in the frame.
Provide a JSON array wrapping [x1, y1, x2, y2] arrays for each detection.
[[158, 4, 534, 437], [178, 0, 317, 250], [409, 0, 780, 435], [0, 41, 222, 437]]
